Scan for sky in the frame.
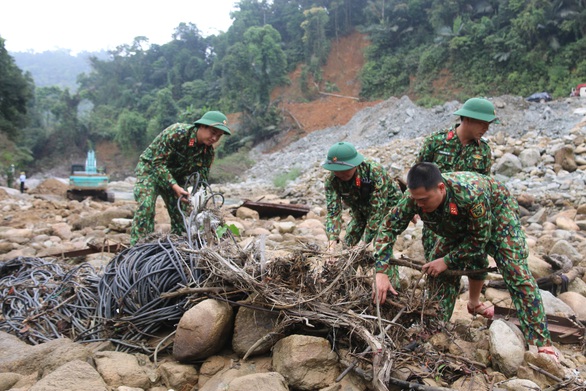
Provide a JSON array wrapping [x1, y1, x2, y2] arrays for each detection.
[[0, 0, 236, 54]]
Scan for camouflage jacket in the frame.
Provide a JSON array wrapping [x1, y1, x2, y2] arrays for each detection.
[[374, 171, 524, 274], [135, 123, 214, 187], [416, 125, 492, 174], [325, 159, 401, 243]]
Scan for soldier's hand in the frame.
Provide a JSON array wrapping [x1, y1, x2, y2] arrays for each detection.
[[421, 258, 448, 278], [172, 184, 190, 203], [372, 272, 398, 304]]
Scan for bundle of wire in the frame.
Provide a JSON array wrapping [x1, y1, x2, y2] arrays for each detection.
[[94, 172, 226, 351], [0, 257, 101, 345], [95, 238, 199, 351], [0, 173, 227, 352]]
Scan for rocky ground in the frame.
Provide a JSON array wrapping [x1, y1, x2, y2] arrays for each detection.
[[1, 94, 586, 390]]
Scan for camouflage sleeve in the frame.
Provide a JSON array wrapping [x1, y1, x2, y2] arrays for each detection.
[[478, 142, 492, 175], [416, 134, 435, 163], [443, 196, 492, 268], [149, 124, 185, 187], [362, 166, 389, 243], [198, 148, 215, 184], [374, 193, 416, 275], [363, 169, 402, 243], [324, 176, 343, 241]]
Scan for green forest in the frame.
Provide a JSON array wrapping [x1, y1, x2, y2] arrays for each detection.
[[1, 0, 584, 183]]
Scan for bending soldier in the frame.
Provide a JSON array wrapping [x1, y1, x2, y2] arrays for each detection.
[[130, 111, 231, 245], [322, 142, 401, 256], [373, 162, 556, 358]]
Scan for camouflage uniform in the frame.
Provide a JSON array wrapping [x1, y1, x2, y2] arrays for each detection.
[[130, 123, 214, 245], [374, 172, 551, 347], [325, 159, 401, 246], [416, 125, 492, 260]]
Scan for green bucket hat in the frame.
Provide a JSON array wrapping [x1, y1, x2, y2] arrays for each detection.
[[453, 98, 500, 123], [322, 142, 364, 171], [194, 111, 231, 135]]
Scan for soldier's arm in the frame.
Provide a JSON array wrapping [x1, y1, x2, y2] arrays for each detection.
[[415, 134, 436, 163], [362, 167, 394, 243], [479, 142, 492, 175], [324, 178, 343, 242], [150, 124, 185, 187], [374, 194, 416, 275]]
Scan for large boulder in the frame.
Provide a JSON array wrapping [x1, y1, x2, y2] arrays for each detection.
[[173, 299, 234, 362], [272, 335, 339, 390]]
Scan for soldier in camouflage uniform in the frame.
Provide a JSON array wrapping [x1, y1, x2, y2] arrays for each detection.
[[373, 163, 555, 354], [416, 98, 496, 261], [130, 111, 231, 245], [322, 142, 401, 252]]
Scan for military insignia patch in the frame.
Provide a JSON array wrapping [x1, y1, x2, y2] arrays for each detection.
[[449, 202, 458, 215], [471, 203, 486, 218], [473, 154, 482, 159], [189, 138, 195, 147]]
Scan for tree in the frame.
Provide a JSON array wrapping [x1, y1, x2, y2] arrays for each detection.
[[222, 25, 288, 110], [0, 37, 33, 139], [222, 24, 288, 146], [115, 109, 148, 153]]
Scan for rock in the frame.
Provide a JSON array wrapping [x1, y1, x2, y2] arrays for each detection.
[[518, 148, 541, 168], [489, 319, 526, 377], [272, 335, 338, 390], [0, 372, 25, 391], [50, 222, 73, 240], [236, 207, 259, 220], [109, 218, 132, 232], [198, 357, 272, 391], [226, 372, 289, 391], [549, 240, 582, 264], [273, 221, 295, 234], [493, 153, 523, 177], [173, 299, 234, 362], [232, 303, 282, 358], [157, 361, 198, 391], [541, 290, 575, 317], [0, 335, 93, 376], [557, 292, 586, 320], [497, 378, 541, 390], [29, 360, 108, 391], [555, 216, 580, 231], [94, 351, 156, 390], [554, 146, 577, 172]]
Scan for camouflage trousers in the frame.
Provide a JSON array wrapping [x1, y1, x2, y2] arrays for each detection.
[[130, 175, 187, 245], [421, 226, 437, 262], [427, 224, 552, 347], [344, 210, 370, 246]]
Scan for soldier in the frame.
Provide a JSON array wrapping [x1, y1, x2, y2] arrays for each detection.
[[416, 98, 497, 261], [372, 162, 557, 359], [322, 142, 401, 257], [130, 111, 231, 245]]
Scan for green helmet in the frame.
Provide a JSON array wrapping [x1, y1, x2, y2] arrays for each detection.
[[194, 111, 231, 135], [453, 98, 499, 123], [322, 142, 364, 171]]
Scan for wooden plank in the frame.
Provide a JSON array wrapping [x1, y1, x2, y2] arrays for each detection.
[[488, 305, 584, 344]]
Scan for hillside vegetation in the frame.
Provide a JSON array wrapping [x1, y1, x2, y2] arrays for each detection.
[[0, 0, 584, 182]]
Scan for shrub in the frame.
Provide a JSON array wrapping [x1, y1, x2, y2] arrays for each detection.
[[209, 149, 255, 184], [273, 168, 302, 189]]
